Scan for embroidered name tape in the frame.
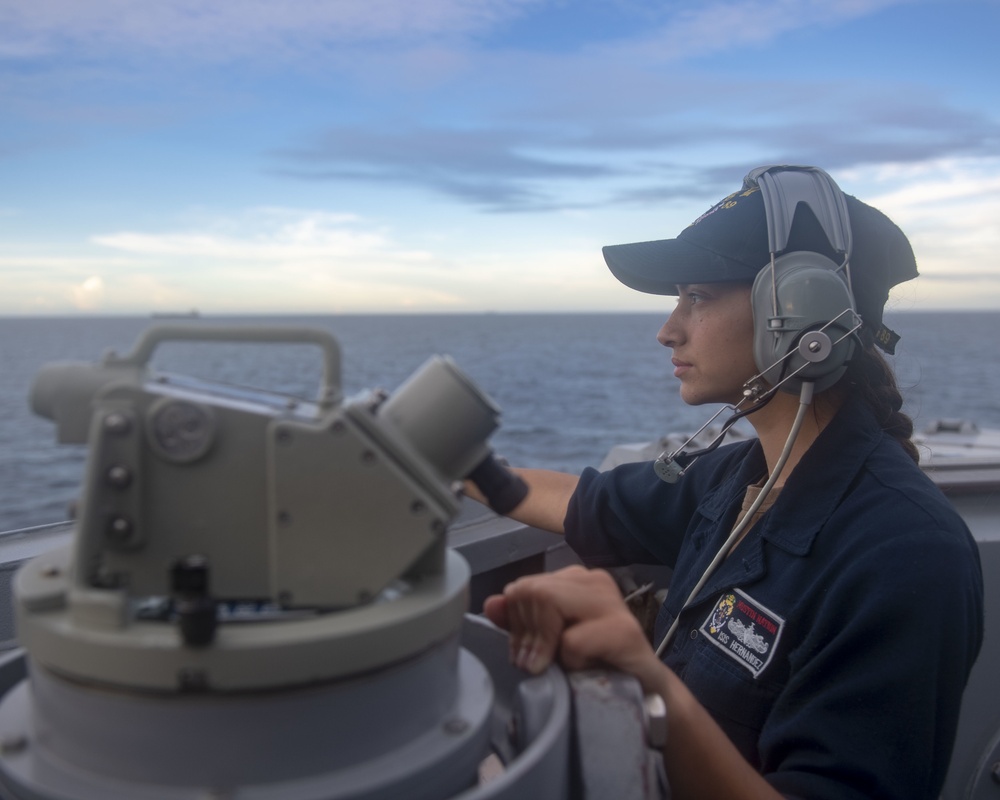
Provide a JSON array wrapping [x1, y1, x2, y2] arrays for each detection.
[[700, 588, 784, 678]]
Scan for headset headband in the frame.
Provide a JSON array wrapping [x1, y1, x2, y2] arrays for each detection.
[[743, 165, 853, 259]]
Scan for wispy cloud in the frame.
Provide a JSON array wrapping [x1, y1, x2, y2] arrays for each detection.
[[7, 0, 992, 217], [847, 158, 1000, 311], [0, 205, 639, 313], [270, 88, 1000, 212], [91, 207, 433, 262], [606, 0, 917, 63], [0, 208, 454, 313], [271, 126, 618, 212], [0, 0, 917, 63], [0, 0, 544, 61]]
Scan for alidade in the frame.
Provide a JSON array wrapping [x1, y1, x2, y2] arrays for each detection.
[[0, 324, 665, 800]]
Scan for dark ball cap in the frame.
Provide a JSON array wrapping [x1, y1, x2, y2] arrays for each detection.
[[603, 169, 919, 353]]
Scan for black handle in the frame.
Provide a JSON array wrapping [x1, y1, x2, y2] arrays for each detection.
[[467, 454, 529, 515]]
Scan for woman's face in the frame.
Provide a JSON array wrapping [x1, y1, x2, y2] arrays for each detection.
[[656, 282, 758, 407]]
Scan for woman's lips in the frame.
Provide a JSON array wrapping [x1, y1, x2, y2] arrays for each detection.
[[672, 358, 691, 378]]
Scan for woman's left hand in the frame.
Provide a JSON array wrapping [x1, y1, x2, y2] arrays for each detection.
[[486, 566, 786, 800]]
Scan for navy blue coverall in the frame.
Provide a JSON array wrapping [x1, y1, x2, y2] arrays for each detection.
[[565, 394, 984, 800]]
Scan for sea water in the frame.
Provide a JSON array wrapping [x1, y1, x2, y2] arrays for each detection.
[[1, 311, 997, 532]]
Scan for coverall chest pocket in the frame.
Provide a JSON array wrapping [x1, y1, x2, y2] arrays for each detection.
[[681, 640, 785, 762]]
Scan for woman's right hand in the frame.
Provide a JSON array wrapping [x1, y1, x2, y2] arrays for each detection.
[[482, 565, 665, 692]]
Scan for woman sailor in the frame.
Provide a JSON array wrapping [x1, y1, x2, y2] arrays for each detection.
[[472, 165, 984, 800]]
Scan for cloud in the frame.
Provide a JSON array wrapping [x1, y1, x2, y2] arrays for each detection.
[[0, 208, 474, 314], [247, 3, 996, 215], [271, 126, 617, 212], [79, 207, 475, 313], [607, 0, 917, 63], [8, 0, 995, 219], [0, 206, 639, 314], [70, 275, 105, 310], [269, 85, 1000, 213], [859, 159, 1000, 278], [92, 207, 428, 262], [0, 0, 545, 61], [0, 0, 917, 64]]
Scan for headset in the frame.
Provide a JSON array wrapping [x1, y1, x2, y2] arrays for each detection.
[[747, 165, 861, 395], [653, 166, 865, 656]]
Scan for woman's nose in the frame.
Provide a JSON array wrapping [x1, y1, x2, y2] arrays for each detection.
[[657, 313, 679, 348]]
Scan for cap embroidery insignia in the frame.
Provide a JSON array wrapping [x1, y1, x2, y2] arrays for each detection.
[[688, 186, 759, 228]]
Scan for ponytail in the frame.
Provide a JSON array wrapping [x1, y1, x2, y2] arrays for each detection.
[[843, 344, 919, 463]]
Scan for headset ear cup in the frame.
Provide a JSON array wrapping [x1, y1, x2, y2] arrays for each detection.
[[751, 252, 857, 394]]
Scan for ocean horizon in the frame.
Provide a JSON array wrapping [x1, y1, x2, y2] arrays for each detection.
[[2, 310, 998, 532]]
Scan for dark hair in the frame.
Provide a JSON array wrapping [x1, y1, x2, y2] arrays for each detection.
[[842, 344, 919, 463]]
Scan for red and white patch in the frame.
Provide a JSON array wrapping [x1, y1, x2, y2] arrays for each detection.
[[700, 588, 784, 678]]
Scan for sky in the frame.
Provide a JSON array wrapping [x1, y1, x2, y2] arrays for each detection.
[[2, 0, 999, 316]]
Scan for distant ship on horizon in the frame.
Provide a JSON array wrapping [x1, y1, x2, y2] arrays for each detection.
[[150, 309, 200, 319]]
